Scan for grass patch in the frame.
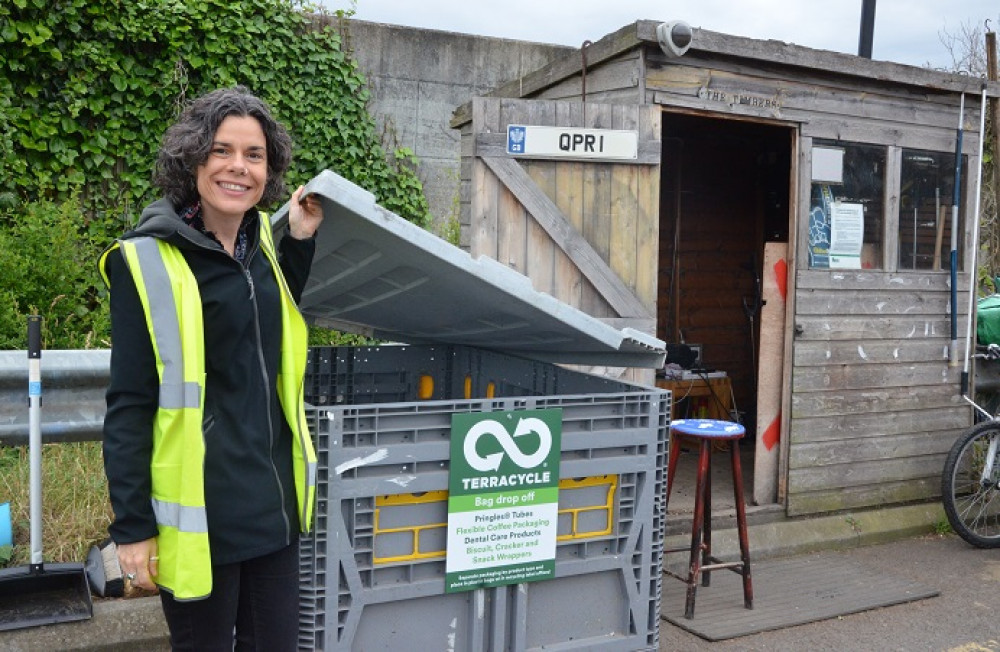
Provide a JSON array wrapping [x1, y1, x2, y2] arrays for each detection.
[[0, 442, 112, 567], [933, 518, 953, 536]]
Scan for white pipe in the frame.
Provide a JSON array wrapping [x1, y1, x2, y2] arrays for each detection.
[[961, 86, 989, 391], [27, 316, 43, 567]]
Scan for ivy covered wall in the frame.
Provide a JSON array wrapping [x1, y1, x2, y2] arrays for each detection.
[[0, 0, 430, 347]]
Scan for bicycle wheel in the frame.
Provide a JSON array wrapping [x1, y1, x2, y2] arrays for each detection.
[[941, 421, 1000, 548]]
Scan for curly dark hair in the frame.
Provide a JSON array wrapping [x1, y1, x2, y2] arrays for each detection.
[[154, 86, 292, 208]]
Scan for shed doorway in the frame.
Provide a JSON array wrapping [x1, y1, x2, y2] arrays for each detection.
[[657, 111, 793, 508]]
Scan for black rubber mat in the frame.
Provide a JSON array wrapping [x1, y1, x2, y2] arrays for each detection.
[[661, 553, 939, 641]]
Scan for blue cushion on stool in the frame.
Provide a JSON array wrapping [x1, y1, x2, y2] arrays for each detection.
[[670, 418, 745, 438]]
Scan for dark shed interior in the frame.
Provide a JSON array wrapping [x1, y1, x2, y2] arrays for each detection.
[[658, 112, 792, 434]]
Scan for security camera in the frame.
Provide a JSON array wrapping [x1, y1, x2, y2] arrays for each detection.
[[657, 21, 692, 58]]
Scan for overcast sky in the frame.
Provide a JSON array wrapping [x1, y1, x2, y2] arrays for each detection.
[[323, 0, 996, 71]]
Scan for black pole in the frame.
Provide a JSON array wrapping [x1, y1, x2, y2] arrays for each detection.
[[950, 94, 965, 367], [858, 0, 876, 58]]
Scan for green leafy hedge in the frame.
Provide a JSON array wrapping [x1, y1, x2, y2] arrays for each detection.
[[0, 198, 110, 349], [0, 0, 430, 347]]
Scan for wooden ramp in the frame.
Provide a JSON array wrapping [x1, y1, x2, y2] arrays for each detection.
[[661, 553, 939, 641]]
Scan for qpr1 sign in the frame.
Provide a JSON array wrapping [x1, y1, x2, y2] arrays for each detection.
[[506, 124, 638, 161]]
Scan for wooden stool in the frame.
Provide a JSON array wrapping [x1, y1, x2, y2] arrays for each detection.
[[665, 418, 753, 619]]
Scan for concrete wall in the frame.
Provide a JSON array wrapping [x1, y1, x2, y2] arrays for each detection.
[[339, 20, 573, 230]]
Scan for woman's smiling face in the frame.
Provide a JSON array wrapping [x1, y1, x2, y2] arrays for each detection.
[[196, 115, 267, 223]]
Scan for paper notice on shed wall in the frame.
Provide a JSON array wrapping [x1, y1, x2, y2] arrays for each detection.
[[829, 202, 863, 269]]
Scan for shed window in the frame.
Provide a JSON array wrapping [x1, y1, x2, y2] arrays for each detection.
[[808, 141, 885, 269], [898, 148, 966, 271]]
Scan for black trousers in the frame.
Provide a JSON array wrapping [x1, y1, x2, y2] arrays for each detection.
[[159, 541, 299, 651]]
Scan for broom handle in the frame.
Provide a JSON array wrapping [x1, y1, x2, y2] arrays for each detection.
[[28, 315, 43, 569], [933, 204, 946, 270]]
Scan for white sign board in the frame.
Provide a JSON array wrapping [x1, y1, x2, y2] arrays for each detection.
[[445, 409, 561, 593], [507, 125, 638, 160], [829, 202, 864, 269], [812, 147, 845, 184]]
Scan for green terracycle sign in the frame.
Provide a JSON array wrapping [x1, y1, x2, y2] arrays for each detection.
[[445, 408, 562, 593]]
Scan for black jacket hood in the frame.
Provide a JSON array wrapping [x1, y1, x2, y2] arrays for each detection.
[[127, 198, 259, 253]]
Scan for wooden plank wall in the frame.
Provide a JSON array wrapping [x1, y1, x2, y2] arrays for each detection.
[[788, 270, 972, 515], [532, 44, 984, 515], [463, 98, 660, 327], [642, 50, 977, 152], [642, 49, 982, 515], [643, 48, 981, 515], [532, 50, 644, 106], [462, 40, 986, 515]]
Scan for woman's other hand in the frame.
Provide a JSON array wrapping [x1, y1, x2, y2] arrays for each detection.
[[288, 185, 324, 240], [117, 538, 159, 591]]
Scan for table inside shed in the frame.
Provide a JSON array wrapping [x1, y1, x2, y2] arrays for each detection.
[[656, 373, 733, 421]]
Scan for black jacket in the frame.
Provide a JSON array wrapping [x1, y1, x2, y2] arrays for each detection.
[[102, 198, 315, 565]]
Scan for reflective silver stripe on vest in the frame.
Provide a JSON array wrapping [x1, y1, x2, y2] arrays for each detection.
[[305, 458, 317, 510], [306, 459, 317, 491], [300, 457, 318, 530], [129, 238, 201, 409], [152, 498, 209, 533]]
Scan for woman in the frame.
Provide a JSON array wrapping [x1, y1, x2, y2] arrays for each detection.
[[100, 86, 322, 650]]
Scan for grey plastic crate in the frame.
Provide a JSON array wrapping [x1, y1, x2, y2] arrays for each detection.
[[298, 353, 668, 651]]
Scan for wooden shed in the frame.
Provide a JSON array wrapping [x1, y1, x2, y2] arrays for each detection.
[[452, 21, 1000, 517]]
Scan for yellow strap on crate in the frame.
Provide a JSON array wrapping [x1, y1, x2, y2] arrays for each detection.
[[557, 475, 616, 541], [374, 491, 448, 564]]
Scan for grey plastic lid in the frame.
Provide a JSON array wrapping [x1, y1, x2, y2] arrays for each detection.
[[271, 170, 665, 368]]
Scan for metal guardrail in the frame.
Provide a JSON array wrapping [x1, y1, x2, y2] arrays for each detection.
[[0, 349, 110, 447]]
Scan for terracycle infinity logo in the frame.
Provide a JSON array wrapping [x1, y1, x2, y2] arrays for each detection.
[[463, 417, 552, 472]]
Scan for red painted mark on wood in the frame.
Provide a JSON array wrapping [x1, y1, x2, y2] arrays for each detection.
[[774, 259, 788, 302], [762, 413, 781, 451]]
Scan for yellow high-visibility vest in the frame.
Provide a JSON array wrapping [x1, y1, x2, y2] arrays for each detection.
[[100, 217, 316, 600]]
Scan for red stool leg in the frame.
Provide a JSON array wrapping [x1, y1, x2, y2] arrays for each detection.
[[730, 437, 754, 609], [684, 438, 711, 619], [702, 442, 712, 588]]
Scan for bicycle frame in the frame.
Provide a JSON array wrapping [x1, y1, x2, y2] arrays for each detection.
[[962, 392, 997, 422], [980, 434, 1000, 484]]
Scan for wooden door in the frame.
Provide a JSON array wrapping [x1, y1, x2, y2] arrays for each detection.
[[460, 98, 662, 380]]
